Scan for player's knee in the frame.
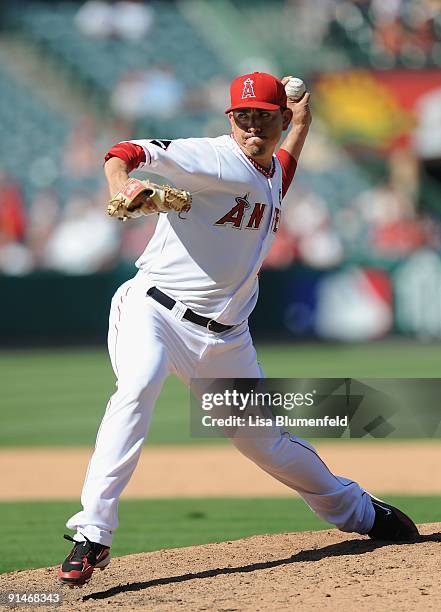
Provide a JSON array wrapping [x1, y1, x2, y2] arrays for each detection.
[[233, 429, 307, 471], [115, 354, 168, 404], [124, 373, 163, 400], [232, 435, 282, 468]]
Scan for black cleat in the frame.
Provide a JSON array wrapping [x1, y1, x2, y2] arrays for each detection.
[[368, 496, 419, 541]]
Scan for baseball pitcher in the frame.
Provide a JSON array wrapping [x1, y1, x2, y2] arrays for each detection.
[[58, 73, 418, 586]]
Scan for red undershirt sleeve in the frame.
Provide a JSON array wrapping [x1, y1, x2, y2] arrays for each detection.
[[276, 148, 297, 198], [104, 142, 146, 173]]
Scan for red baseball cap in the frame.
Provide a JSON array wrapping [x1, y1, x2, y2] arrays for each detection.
[[225, 72, 287, 113]]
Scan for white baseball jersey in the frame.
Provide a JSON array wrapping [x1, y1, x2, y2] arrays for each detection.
[[129, 135, 283, 325]]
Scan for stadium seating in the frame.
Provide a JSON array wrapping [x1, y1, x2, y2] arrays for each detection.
[[0, 0, 438, 268], [0, 66, 69, 203], [5, 2, 225, 96]]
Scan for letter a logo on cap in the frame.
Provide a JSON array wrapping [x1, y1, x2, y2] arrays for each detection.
[[242, 78, 255, 99]]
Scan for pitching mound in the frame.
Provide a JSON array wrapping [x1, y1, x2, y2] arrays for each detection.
[[3, 523, 441, 611]]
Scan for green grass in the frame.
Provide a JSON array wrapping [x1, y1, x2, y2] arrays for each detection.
[[0, 496, 438, 574], [1, 341, 441, 445]]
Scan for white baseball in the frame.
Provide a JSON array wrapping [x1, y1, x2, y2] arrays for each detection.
[[285, 77, 306, 100]]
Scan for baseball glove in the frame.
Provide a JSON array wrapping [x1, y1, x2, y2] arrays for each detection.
[[107, 178, 192, 221]]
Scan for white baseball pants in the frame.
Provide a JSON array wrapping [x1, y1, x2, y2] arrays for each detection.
[[67, 275, 375, 546]]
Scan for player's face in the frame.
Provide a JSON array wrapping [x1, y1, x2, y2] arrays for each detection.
[[229, 108, 291, 163]]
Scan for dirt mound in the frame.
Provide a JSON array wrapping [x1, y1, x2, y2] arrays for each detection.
[[3, 524, 441, 611]]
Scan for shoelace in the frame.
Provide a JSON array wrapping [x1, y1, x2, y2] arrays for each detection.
[[63, 534, 99, 563]]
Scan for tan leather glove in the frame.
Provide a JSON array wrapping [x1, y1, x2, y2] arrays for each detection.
[[108, 178, 192, 221]]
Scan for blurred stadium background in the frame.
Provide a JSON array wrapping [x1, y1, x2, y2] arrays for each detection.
[[1, 0, 441, 574], [1, 0, 441, 344]]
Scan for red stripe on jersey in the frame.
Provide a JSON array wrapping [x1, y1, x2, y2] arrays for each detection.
[[276, 148, 297, 198], [104, 142, 146, 172]]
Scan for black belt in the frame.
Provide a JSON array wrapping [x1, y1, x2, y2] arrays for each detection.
[[147, 287, 234, 333]]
